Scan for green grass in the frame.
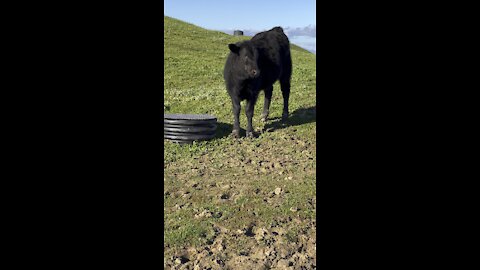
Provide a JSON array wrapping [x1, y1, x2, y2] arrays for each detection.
[[164, 16, 316, 253]]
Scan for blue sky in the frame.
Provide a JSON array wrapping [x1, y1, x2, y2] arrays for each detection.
[[164, 0, 316, 53]]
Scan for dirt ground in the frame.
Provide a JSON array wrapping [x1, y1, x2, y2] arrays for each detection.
[[164, 216, 316, 270]]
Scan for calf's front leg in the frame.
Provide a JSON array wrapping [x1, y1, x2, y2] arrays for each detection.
[[261, 85, 273, 122], [231, 98, 241, 138], [245, 99, 255, 138]]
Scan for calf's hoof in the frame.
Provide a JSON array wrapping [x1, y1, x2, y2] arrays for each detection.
[[282, 112, 289, 121], [231, 130, 240, 138], [246, 131, 255, 138]]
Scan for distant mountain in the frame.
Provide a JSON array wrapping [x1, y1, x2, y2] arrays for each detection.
[[215, 27, 316, 54]]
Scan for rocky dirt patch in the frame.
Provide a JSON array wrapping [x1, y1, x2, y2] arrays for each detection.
[[164, 218, 316, 270]]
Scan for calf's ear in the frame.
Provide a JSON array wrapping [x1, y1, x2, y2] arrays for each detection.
[[228, 44, 240, 54]]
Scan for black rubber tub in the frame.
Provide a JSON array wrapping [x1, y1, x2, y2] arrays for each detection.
[[164, 114, 217, 144]]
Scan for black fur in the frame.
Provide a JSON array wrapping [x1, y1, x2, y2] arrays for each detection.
[[224, 27, 292, 138]]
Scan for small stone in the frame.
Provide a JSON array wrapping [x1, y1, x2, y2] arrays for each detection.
[[277, 259, 289, 268], [290, 207, 299, 212], [254, 227, 268, 241], [271, 227, 286, 235], [274, 187, 283, 195], [195, 210, 213, 219]]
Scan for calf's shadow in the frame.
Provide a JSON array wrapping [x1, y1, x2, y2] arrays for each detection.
[[214, 105, 316, 139], [215, 122, 242, 139], [264, 105, 316, 132]]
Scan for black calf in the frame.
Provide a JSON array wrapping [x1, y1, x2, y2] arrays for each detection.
[[223, 27, 292, 138]]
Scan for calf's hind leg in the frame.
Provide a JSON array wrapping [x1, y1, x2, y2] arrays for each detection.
[[280, 79, 290, 121]]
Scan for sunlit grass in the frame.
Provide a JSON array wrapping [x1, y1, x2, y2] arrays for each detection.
[[164, 16, 316, 249]]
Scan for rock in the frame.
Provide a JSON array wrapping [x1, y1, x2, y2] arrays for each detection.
[[274, 187, 283, 195], [236, 229, 246, 235], [251, 247, 266, 260], [277, 259, 290, 269], [195, 210, 213, 219], [271, 227, 286, 236], [212, 239, 225, 253], [265, 247, 275, 257], [277, 245, 293, 259], [254, 227, 268, 241]]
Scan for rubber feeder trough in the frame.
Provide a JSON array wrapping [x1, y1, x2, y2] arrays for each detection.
[[164, 114, 217, 144]]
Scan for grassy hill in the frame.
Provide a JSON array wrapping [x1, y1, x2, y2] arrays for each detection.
[[164, 16, 316, 268]]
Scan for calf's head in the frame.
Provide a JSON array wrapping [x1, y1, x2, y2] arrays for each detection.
[[228, 42, 260, 79]]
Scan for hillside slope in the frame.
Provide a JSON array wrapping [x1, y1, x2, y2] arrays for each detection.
[[164, 16, 315, 120], [164, 16, 317, 269]]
